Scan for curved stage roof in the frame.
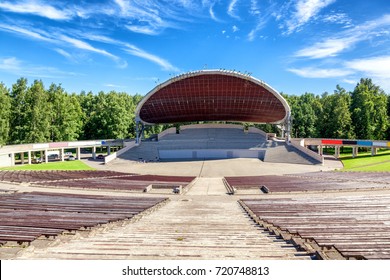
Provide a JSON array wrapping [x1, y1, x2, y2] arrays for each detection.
[[135, 70, 290, 125]]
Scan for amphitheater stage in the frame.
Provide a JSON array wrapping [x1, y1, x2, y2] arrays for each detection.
[[105, 157, 342, 177]]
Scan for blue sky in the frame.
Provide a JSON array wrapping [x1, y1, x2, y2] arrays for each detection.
[[0, 0, 389, 96]]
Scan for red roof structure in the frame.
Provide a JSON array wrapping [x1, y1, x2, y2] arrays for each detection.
[[135, 70, 290, 125]]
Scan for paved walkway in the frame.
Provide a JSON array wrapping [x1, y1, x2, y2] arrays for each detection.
[[101, 157, 340, 177], [14, 178, 310, 260]]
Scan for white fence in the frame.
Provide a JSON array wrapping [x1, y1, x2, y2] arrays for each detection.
[[104, 141, 137, 164]]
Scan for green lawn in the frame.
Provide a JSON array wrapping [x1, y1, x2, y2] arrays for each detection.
[[340, 151, 390, 172], [0, 160, 95, 171]]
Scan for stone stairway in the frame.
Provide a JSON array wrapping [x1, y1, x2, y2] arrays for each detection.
[[15, 191, 310, 260]]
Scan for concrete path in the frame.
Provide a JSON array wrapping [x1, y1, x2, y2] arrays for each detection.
[[14, 178, 310, 260]]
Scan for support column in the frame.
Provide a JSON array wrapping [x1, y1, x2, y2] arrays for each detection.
[[77, 147, 81, 160], [28, 151, 32, 164], [107, 146, 111, 155], [44, 149, 48, 163], [60, 148, 64, 161], [10, 153, 15, 166], [20, 152, 25, 165], [92, 146, 96, 159], [334, 146, 340, 158], [352, 146, 358, 158], [135, 119, 145, 145], [318, 145, 323, 155], [371, 147, 377, 156]]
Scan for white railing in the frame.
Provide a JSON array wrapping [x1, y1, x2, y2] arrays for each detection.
[[290, 139, 324, 164], [104, 141, 137, 164]]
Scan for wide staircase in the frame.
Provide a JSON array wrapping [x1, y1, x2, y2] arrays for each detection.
[[15, 179, 310, 260], [117, 126, 320, 165]]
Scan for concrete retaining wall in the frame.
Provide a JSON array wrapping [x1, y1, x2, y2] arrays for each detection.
[[158, 149, 265, 160]]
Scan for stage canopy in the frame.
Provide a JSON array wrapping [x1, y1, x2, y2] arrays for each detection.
[[135, 70, 290, 125]]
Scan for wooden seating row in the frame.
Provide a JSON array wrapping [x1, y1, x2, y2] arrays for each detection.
[[0, 170, 130, 183], [0, 192, 167, 245], [241, 195, 390, 259], [225, 174, 389, 193]]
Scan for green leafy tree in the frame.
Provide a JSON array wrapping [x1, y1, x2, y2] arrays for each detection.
[[48, 83, 83, 141], [24, 80, 51, 143], [387, 94, 390, 140], [319, 85, 354, 139], [78, 91, 96, 140], [287, 93, 321, 138], [9, 78, 29, 144], [0, 83, 11, 145], [351, 78, 388, 140]]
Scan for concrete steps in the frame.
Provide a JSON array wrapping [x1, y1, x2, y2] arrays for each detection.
[[15, 195, 310, 260]]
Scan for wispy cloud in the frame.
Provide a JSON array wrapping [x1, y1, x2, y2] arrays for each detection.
[[288, 55, 390, 91], [250, 0, 260, 16], [288, 67, 353, 78], [285, 0, 336, 34], [345, 55, 390, 79], [113, 0, 182, 35], [103, 83, 127, 89], [0, 0, 73, 20], [0, 56, 77, 78], [0, 23, 54, 43], [322, 12, 353, 28], [124, 44, 179, 72], [295, 14, 390, 59], [54, 48, 73, 60], [228, 0, 240, 19], [295, 37, 358, 59], [59, 35, 119, 60], [81, 33, 178, 71], [0, 21, 121, 63], [0, 57, 21, 72]]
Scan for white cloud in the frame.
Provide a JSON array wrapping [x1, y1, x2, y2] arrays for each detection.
[[345, 56, 390, 79], [80, 33, 178, 72], [228, 0, 240, 19], [0, 0, 73, 20], [248, 17, 269, 41], [322, 12, 353, 27], [125, 25, 159, 36], [288, 55, 390, 91], [124, 44, 179, 72], [113, 0, 180, 35], [342, 79, 357, 85], [295, 37, 358, 59], [0, 56, 77, 78], [250, 0, 260, 15], [59, 35, 119, 60], [295, 14, 390, 59], [232, 25, 239, 32], [288, 67, 353, 78], [285, 0, 336, 34], [0, 23, 54, 43], [0, 57, 22, 71], [54, 48, 73, 60], [103, 83, 127, 89], [208, 5, 220, 22]]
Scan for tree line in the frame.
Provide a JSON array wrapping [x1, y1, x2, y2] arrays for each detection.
[[283, 78, 389, 140], [0, 77, 389, 146]]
